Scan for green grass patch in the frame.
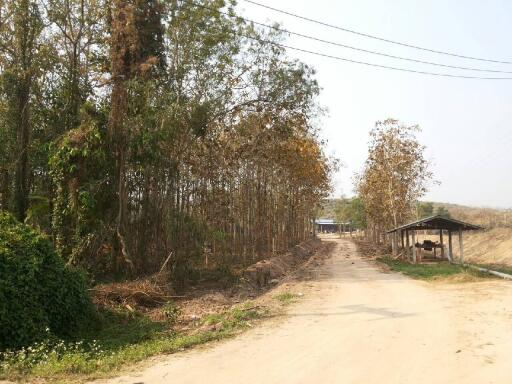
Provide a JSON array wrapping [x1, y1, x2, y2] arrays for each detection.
[[273, 292, 299, 305], [0, 302, 268, 382], [378, 257, 491, 280]]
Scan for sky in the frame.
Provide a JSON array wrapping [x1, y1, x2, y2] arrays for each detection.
[[236, 0, 512, 208]]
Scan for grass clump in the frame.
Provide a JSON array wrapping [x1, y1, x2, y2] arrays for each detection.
[[378, 257, 490, 281], [203, 302, 266, 330], [273, 292, 299, 305], [0, 302, 268, 382]]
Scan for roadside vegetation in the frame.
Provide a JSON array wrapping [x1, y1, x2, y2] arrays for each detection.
[[0, 0, 332, 378], [378, 257, 492, 281], [472, 263, 512, 276], [0, 302, 269, 382], [273, 292, 300, 305]]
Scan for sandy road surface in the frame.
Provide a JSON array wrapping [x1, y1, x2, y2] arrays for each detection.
[[97, 238, 512, 384]]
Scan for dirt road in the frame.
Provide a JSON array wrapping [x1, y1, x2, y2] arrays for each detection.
[[98, 238, 512, 384]]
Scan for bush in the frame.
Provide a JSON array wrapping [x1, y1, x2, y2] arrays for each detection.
[[0, 212, 92, 350]]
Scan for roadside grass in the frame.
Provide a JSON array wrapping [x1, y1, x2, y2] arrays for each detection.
[[472, 263, 512, 277], [0, 302, 268, 382], [273, 292, 299, 305], [377, 257, 492, 281]]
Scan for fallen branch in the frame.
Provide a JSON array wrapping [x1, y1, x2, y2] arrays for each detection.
[[159, 252, 173, 275]]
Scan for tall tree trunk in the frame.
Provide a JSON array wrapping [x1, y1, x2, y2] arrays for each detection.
[[14, 71, 31, 221], [109, 0, 138, 272], [1, 169, 10, 210]]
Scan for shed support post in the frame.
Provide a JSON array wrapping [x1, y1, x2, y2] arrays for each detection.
[[448, 231, 453, 262], [392, 232, 397, 256], [412, 231, 417, 264], [459, 229, 464, 264], [440, 230, 444, 259], [405, 230, 411, 260], [401, 230, 405, 249]]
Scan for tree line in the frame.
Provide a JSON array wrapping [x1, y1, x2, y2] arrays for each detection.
[[0, 0, 333, 284]]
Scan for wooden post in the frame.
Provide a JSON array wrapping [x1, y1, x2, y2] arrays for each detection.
[[401, 230, 405, 249], [448, 231, 453, 262], [405, 229, 411, 260], [440, 230, 444, 258], [412, 231, 417, 264], [459, 229, 464, 264]]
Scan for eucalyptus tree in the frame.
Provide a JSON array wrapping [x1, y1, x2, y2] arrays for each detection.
[[44, 0, 106, 133], [356, 119, 433, 242], [0, 0, 45, 221]]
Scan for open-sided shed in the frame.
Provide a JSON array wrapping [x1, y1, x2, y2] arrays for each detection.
[[315, 219, 351, 233], [387, 216, 483, 263]]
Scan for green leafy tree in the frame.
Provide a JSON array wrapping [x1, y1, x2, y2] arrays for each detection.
[[435, 206, 451, 218], [335, 197, 366, 230], [0, 0, 44, 220], [416, 202, 434, 219]]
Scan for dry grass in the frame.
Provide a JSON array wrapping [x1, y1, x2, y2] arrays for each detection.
[[458, 228, 512, 267], [92, 274, 176, 310]]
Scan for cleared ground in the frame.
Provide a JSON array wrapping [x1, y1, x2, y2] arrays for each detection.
[[95, 237, 512, 384]]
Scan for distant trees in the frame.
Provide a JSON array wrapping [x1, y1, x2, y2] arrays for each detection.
[[435, 206, 451, 218], [416, 202, 434, 219], [0, 1, 332, 284], [335, 197, 366, 230], [356, 119, 433, 242]]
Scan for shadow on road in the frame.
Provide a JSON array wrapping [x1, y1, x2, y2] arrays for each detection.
[[284, 304, 417, 321]]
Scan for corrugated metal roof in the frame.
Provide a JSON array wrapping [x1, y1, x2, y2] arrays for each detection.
[[315, 219, 351, 225], [387, 215, 483, 233], [315, 219, 336, 225]]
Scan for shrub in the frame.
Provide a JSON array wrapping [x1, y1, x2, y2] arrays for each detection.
[[0, 212, 92, 350], [162, 302, 181, 325]]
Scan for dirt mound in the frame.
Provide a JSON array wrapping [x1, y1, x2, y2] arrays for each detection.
[[244, 238, 322, 287], [449, 227, 512, 267]]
